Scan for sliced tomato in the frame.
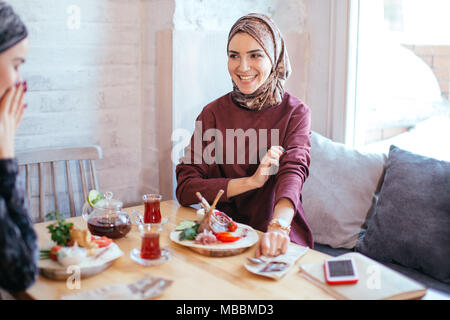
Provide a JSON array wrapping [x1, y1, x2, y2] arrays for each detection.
[[49, 245, 62, 261], [91, 236, 113, 248], [215, 232, 241, 243]]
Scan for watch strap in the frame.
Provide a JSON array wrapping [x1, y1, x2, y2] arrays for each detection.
[[268, 218, 291, 234]]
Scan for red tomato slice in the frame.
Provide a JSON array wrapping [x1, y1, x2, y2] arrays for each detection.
[[91, 236, 113, 248], [49, 245, 62, 261], [215, 232, 241, 243]]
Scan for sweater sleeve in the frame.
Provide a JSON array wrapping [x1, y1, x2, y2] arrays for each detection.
[[0, 159, 39, 293], [175, 110, 232, 206], [273, 105, 311, 212]]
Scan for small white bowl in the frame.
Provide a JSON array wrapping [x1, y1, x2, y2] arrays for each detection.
[[57, 246, 87, 266]]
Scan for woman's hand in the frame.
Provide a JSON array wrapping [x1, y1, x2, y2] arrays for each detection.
[[0, 82, 27, 159], [248, 145, 285, 188], [255, 228, 290, 257]]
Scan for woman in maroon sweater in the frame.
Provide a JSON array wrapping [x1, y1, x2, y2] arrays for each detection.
[[176, 14, 313, 257]]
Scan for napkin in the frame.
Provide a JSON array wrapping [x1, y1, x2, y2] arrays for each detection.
[[61, 276, 173, 300], [244, 245, 309, 280]]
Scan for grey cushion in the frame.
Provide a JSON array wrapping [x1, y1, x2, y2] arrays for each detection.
[[356, 145, 450, 284], [302, 132, 386, 248]]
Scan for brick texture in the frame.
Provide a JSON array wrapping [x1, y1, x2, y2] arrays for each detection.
[[405, 44, 450, 99], [12, 0, 163, 212]]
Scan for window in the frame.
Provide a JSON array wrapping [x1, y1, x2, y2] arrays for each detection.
[[348, 0, 450, 161]]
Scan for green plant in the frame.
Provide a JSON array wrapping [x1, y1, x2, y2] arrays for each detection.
[[46, 211, 74, 246]]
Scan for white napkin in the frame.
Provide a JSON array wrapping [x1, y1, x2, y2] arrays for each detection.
[[244, 245, 309, 280], [61, 276, 173, 300]]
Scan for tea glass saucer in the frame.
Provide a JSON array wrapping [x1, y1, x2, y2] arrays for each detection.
[[130, 248, 171, 266]]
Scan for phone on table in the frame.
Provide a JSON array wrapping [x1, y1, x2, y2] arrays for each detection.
[[324, 257, 359, 285]]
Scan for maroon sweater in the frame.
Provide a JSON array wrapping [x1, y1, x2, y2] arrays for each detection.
[[175, 92, 313, 248]]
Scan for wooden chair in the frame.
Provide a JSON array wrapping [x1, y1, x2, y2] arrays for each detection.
[[16, 145, 103, 223]]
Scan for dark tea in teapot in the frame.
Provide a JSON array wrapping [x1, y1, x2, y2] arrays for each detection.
[[87, 216, 131, 239]]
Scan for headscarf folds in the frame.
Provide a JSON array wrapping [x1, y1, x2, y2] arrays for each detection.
[[0, 1, 28, 54], [227, 13, 291, 111]]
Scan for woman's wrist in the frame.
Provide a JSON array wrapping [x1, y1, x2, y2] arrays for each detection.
[[226, 176, 261, 198], [247, 175, 263, 189], [267, 224, 290, 236]]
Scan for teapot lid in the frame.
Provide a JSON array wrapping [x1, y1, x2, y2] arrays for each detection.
[[94, 191, 123, 210]]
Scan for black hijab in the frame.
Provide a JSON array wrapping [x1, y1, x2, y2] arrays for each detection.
[[0, 1, 27, 54]]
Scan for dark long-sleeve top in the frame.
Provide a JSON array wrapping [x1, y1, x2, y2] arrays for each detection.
[[176, 92, 314, 248], [0, 159, 38, 293]]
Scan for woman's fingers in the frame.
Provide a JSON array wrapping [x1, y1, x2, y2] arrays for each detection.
[[260, 158, 279, 175], [270, 146, 285, 155], [14, 84, 26, 119], [0, 86, 15, 114], [267, 232, 277, 256], [260, 234, 270, 256], [252, 146, 286, 186], [272, 232, 286, 256], [15, 103, 26, 129], [10, 82, 24, 116], [281, 234, 289, 254], [259, 231, 289, 257], [254, 245, 261, 258], [268, 148, 282, 159]]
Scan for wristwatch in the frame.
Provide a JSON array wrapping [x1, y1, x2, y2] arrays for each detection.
[[268, 217, 291, 234]]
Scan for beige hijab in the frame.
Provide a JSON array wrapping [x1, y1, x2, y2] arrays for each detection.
[[227, 13, 291, 111]]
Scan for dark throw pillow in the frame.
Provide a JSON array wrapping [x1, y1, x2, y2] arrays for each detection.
[[356, 145, 450, 284]]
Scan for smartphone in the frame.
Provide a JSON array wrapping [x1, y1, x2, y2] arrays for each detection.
[[324, 257, 359, 285]]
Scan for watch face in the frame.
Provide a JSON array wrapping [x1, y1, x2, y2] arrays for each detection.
[[278, 217, 289, 228]]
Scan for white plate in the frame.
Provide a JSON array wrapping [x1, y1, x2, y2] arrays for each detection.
[[169, 223, 259, 257], [38, 243, 123, 280]]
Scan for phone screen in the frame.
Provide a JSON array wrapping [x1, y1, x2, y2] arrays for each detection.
[[327, 260, 355, 277]]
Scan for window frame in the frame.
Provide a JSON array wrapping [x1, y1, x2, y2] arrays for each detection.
[[328, 0, 360, 147]]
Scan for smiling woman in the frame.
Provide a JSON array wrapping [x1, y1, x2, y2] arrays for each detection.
[[176, 13, 313, 259]]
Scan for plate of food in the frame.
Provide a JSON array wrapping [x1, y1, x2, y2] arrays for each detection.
[[169, 190, 259, 257], [39, 212, 123, 280]]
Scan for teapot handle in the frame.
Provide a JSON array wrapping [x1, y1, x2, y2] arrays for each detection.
[[81, 201, 90, 221], [130, 209, 144, 225]]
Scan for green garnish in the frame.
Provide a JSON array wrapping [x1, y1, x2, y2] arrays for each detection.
[[179, 223, 199, 241], [46, 211, 73, 246], [40, 250, 50, 260], [175, 220, 197, 231]]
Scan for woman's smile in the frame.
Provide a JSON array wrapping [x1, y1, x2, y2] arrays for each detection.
[[237, 73, 258, 85]]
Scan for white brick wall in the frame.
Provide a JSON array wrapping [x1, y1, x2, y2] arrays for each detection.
[[173, 0, 306, 34], [13, 0, 151, 210]]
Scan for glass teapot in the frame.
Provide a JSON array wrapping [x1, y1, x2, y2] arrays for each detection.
[[81, 191, 141, 239]]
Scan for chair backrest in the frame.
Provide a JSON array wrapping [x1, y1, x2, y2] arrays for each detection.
[[16, 145, 103, 223]]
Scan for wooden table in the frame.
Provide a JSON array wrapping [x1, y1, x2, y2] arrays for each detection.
[[21, 200, 334, 300]]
